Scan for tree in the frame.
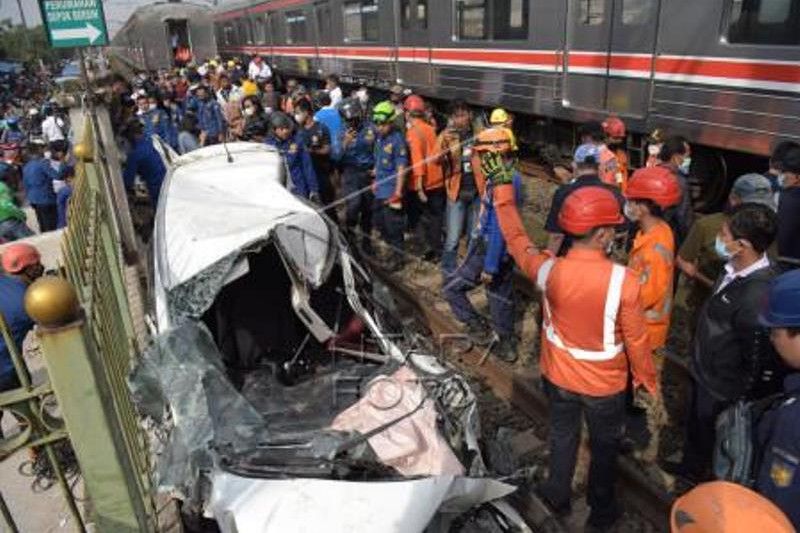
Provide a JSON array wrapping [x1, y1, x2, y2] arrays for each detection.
[[0, 25, 70, 65]]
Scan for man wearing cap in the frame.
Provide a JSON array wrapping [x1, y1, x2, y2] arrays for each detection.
[[677, 173, 777, 332], [664, 203, 783, 481], [755, 270, 800, 529], [389, 85, 407, 134], [0, 243, 43, 436], [544, 143, 624, 256]]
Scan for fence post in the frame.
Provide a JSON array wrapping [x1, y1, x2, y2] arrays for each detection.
[[25, 276, 152, 533]]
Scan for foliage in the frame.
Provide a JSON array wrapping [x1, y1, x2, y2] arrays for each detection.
[[0, 25, 71, 65]]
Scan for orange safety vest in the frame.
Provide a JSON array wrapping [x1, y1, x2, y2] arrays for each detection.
[[599, 145, 622, 188], [492, 185, 658, 396], [627, 220, 675, 351]]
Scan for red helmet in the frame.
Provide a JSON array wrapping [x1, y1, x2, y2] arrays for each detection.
[[602, 116, 626, 139], [558, 186, 624, 236], [625, 166, 682, 208], [403, 94, 425, 113], [1, 243, 41, 274]]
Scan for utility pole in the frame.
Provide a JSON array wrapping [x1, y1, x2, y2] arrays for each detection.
[[14, 0, 27, 27]]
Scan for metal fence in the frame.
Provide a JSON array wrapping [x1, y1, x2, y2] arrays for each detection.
[[0, 106, 158, 532]]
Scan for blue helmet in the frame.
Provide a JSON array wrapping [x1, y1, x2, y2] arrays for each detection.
[[760, 270, 800, 327], [5, 116, 19, 126], [573, 143, 600, 165]]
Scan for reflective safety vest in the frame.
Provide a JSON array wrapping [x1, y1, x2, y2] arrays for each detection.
[[538, 258, 626, 361], [599, 145, 622, 188]]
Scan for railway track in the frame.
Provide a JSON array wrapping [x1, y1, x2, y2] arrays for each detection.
[[371, 262, 676, 532]]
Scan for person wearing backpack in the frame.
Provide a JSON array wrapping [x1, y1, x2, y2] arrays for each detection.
[[754, 270, 800, 529], [663, 203, 784, 482]]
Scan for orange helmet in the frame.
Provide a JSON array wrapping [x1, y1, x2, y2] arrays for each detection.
[[625, 166, 682, 208], [403, 94, 425, 113], [1, 243, 41, 274], [558, 186, 624, 236], [602, 116, 626, 139], [473, 127, 512, 154], [671, 481, 793, 533]]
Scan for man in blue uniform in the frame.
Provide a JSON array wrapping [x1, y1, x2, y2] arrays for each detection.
[[338, 98, 376, 253], [265, 112, 319, 202], [756, 269, 800, 529], [122, 121, 167, 206], [136, 94, 170, 142], [0, 243, 43, 437], [442, 127, 520, 361], [371, 101, 408, 272], [21, 143, 59, 232], [195, 85, 226, 146]]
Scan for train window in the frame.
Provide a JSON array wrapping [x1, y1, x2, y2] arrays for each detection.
[[317, 3, 332, 43], [343, 0, 379, 42], [271, 14, 281, 42], [727, 0, 800, 45], [622, 0, 652, 25], [418, 0, 428, 28], [580, 0, 605, 25], [286, 10, 308, 43], [455, 0, 528, 40], [401, 0, 411, 29], [456, 0, 487, 39]]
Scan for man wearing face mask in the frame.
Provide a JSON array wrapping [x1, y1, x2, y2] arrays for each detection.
[[488, 163, 657, 529], [338, 98, 376, 253], [776, 144, 800, 272], [663, 203, 783, 482], [657, 135, 694, 247], [136, 94, 170, 143], [294, 99, 334, 207], [677, 173, 777, 333]]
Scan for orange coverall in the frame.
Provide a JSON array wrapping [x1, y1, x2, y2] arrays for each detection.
[[627, 220, 675, 351], [599, 145, 628, 190], [406, 117, 444, 192], [493, 184, 658, 397]]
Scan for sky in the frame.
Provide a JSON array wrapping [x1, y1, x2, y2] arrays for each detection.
[[0, 0, 222, 36]]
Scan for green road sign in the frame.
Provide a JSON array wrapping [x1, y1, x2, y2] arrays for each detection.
[[39, 0, 109, 48]]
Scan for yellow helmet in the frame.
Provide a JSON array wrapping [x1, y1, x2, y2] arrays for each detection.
[[227, 60, 236, 68], [490, 107, 510, 125]]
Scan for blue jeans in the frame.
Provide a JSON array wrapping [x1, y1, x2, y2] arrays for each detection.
[[442, 241, 514, 335], [0, 219, 33, 243], [441, 196, 480, 274], [541, 378, 625, 527]]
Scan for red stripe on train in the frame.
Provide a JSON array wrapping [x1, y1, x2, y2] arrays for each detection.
[[655, 57, 800, 84]]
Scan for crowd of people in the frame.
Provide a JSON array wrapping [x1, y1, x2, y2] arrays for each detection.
[[1, 54, 800, 531]]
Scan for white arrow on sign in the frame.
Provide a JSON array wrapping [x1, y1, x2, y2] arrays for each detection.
[[51, 23, 103, 44]]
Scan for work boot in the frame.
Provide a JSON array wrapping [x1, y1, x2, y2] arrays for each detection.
[[493, 336, 518, 363], [465, 318, 494, 347]]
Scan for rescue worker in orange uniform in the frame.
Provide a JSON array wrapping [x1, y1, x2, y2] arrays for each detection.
[[670, 481, 794, 533], [404, 94, 446, 261], [482, 148, 658, 530], [624, 166, 682, 351], [623, 165, 681, 462], [579, 121, 622, 189], [602, 115, 629, 191]]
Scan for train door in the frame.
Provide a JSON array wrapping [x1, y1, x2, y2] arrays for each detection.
[[562, 0, 659, 117], [396, 0, 431, 88], [605, 0, 660, 118], [165, 19, 192, 67]]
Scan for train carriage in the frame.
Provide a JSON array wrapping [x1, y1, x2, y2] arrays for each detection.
[[112, 1, 217, 71], [213, 0, 800, 208]]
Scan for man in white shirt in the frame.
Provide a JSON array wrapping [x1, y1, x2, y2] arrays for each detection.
[[41, 108, 65, 148], [248, 56, 272, 81], [325, 74, 343, 107]]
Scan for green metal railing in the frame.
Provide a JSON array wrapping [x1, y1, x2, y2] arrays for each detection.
[[0, 105, 158, 532]]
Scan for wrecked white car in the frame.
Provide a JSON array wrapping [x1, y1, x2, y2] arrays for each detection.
[[130, 143, 525, 532]]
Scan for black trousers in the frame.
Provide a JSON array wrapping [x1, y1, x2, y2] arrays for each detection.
[[681, 378, 730, 478], [541, 378, 625, 527], [418, 188, 446, 257], [32, 203, 57, 233]]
